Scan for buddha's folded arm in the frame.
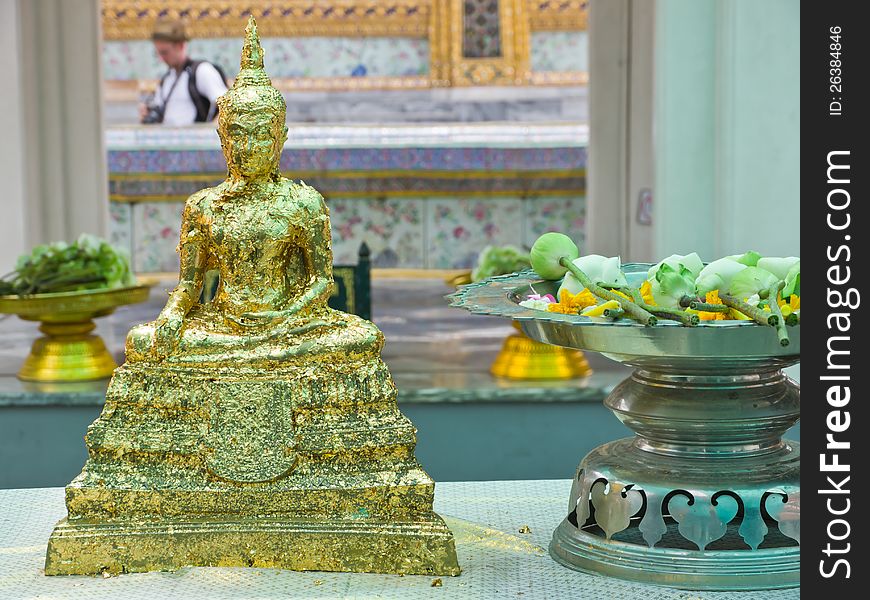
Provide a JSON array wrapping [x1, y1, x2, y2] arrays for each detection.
[[279, 183, 335, 316], [151, 192, 210, 358]]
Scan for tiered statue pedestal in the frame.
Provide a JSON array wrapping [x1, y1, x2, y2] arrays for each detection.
[[45, 357, 459, 576]]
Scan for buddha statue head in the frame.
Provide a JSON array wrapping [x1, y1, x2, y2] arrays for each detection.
[[216, 17, 288, 182]]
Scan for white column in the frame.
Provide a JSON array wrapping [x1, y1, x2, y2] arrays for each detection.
[[585, 0, 629, 258], [0, 0, 108, 273], [0, 0, 28, 273], [585, 0, 656, 262], [653, 0, 799, 259], [653, 0, 718, 260]]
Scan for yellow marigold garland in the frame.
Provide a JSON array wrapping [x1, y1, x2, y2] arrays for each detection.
[[698, 290, 728, 321], [547, 288, 598, 314], [640, 280, 656, 306]]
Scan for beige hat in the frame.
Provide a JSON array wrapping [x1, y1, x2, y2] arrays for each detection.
[[151, 19, 189, 43]]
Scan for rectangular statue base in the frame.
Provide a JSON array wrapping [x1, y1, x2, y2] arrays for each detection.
[[45, 514, 461, 576]]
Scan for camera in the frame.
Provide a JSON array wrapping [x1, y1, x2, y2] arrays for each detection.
[[141, 92, 165, 124]]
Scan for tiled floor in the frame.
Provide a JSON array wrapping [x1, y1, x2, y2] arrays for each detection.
[[0, 481, 795, 600]]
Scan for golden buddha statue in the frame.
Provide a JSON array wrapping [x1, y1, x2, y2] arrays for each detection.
[[44, 17, 459, 577], [126, 21, 378, 366]]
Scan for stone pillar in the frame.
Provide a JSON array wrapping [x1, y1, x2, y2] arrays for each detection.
[[0, 0, 108, 273], [653, 0, 799, 259]]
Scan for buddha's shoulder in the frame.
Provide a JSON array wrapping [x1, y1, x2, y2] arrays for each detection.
[[183, 185, 222, 211], [280, 179, 326, 212]]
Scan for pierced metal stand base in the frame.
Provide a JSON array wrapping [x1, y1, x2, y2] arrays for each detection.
[[550, 369, 800, 591]]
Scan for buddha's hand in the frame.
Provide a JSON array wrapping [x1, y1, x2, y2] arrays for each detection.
[[227, 308, 299, 328], [153, 312, 184, 359], [272, 318, 331, 338]]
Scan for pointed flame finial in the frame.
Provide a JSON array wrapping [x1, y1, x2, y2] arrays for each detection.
[[230, 15, 271, 89], [240, 16, 264, 71], [216, 15, 285, 130]]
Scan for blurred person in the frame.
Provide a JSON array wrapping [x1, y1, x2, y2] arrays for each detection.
[[140, 20, 229, 125]]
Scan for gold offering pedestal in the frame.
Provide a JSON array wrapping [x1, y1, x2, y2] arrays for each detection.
[[448, 272, 591, 380], [491, 321, 592, 380], [0, 284, 152, 382]]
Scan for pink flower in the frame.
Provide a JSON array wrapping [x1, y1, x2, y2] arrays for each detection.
[[453, 226, 467, 239], [528, 293, 556, 303]]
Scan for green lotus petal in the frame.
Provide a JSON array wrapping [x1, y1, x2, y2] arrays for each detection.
[[650, 263, 695, 308], [783, 260, 800, 297], [696, 257, 747, 295], [558, 254, 627, 297], [648, 252, 704, 281], [730, 267, 779, 299], [757, 256, 800, 280], [727, 250, 762, 267]]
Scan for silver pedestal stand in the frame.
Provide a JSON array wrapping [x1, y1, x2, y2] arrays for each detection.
[[449, 267, 800, 591]]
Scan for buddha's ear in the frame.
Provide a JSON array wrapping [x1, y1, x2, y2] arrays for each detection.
[[281, 123, 288, 145]]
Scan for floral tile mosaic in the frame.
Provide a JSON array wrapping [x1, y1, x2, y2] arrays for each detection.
[[523, 196, 587, 250], [102, 41, 165, 82], [108, 202, 133, 261], [108, 147, 587, 174], [131, 202, 184, 273], [126, 197, 585, 272], [326, 198, 425, 268], [530, 31, 588, 73], [426, 198, 523, 269], [261, 37, 429, 78], [103, 37, 429, 81]]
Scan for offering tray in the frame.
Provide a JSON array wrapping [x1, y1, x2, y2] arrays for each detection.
[[449, 265, 800, 591], [0, 283, 152, 382]]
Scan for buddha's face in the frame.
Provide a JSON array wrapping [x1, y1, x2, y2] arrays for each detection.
[[221, 110, 287, 179]]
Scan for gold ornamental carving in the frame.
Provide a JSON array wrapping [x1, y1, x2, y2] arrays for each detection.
[[528, 0, 589, 31], [455, 0, 530, 87], [101, 0, 587, 40], [101, 0, 587, 89], [101, 1, 432, 39]]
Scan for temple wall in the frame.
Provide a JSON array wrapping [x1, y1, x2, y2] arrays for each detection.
[[100, 1, 590, 104], [107, 124, 587, 272], [101, 31, 587, 82], [111, 195, 586, 272], [103, 37, 432, 80], [530, 31, 588, 73], [99, 3, 589, 270]]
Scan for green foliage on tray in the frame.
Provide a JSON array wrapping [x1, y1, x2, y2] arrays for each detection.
[[0, 234, 135, 296], [471, 245, 531, 282]]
